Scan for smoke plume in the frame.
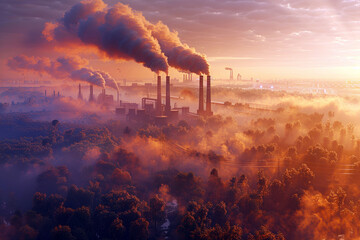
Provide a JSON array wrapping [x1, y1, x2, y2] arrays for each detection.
[[7, 55, 118, 90], [44, 0, 168, 74], [43, 0, 209, 75]]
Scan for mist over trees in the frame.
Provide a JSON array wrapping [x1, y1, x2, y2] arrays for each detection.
[[2, 88, 360, 240]]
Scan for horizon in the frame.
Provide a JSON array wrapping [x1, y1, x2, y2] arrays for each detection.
[[1, 0, 360, 82], [2, 1, 360, 240]]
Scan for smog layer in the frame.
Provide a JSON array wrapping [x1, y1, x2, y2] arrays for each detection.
[[1, 1, 360, 240]]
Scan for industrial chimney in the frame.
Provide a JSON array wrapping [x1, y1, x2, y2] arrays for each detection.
[[78, 84, 83, 100], [117, 91, 119, 106], [225, 67, 233, 81], [89, 84, 94, 102], [197, 75, 204, 114], [165, 76, 171, 115], [156, 75, 162, 115], [206, 75, 213, 116]]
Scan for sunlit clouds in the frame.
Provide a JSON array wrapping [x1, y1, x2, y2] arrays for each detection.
[[1, 0, 360, 81]]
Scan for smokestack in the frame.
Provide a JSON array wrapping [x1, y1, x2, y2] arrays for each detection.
[[197, 75, 204, 115], [53, 90, 55, 97], [89, 84, 94, 102], [45, 90, 47, 97], [78, 84, 83, 100], [156, 75, 162, 115], [206, 75, 213, 116], [165, 76, 171, 115], [117, 91, 119, 106]]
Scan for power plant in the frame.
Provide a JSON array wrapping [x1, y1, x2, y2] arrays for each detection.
[[111, 73, 214, 125]]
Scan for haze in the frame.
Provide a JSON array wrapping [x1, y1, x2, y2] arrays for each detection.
[[1, 1, 360, 240]]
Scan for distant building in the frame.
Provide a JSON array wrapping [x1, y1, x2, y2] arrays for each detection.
[[97, 89, 114, 106], [237, 74, 242, 81]]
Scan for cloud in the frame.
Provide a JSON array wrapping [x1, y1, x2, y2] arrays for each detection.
[[7, 55, 118, 90], [2, 0, 360, 80]]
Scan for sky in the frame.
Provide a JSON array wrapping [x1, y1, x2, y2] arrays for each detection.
[[1, 0, 360, 82]]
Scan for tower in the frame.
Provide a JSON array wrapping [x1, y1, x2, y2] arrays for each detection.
[[89, 84, 94, 102], [78, 84, 83, 100], [197, 75, 204, 114], [165, 76, 171, 115], [206, 75, 213, 116], [156, 75, 162, 115]]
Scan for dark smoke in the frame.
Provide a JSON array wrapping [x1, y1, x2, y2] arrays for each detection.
[[7, 55, 118, 90], [43, 0, 209, 75], [44, 0, 168, 74], [148, 22, 210, 75]]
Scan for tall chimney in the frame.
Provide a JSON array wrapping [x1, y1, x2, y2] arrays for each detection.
[[117, 91, 119, 106], [45, 90, 47, 97], [206, 75, 213, 116], [89, 85, 94, 102], [197, 75, 204, 114], [78, 84, 83, 100], [165, 76, 171, 115], [156, 75, 162, 115]]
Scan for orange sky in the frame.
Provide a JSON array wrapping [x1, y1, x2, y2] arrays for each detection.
[[1, 0, 360, 83]]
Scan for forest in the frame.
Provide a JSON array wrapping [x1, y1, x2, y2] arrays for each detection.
[[1, 92, 360, 240]]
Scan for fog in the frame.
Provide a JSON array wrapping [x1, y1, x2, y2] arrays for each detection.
[[1, 83, 360, 240]]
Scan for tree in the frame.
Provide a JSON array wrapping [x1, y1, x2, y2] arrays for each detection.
[[18, 225, 38, 240], [68, 206, 91, 229], [225, 225, 242, 240], [212, 202, 227, 227], [51, 225, 75, 240], [110, 218, 126, 239], [129, 218, 149, 240], [148, 195, 166, 234], [65, 185, 94, 209], [178, 213, 197, 239], [32, 193, 64, 216]]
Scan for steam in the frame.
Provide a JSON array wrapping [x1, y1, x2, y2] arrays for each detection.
[[7, 55, 118, 90], [43, 0, 209, 75]]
